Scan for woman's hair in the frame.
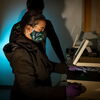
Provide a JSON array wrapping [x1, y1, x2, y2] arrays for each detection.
[[20, 11, 46, 28], [26, 0, 44, 11]]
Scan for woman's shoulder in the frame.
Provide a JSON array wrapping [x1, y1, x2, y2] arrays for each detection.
[[3, 42, 25, 61]]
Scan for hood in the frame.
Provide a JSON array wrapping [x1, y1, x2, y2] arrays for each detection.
[[3, 36, 35, 62], [3, 35, 45, 62], [3, 42, 19, 62]]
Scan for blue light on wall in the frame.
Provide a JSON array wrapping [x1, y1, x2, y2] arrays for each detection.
[[0, 26, 14, 86], [0, 16, 18, 85], [0, 9, 26, 86]]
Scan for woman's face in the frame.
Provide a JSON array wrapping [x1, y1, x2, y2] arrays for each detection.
[[33, 20, 46, 32], [24, 20, 46, 39]]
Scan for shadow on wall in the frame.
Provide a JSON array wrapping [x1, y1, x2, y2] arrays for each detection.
[[13, 0, 73, 62], [14, 0, 73, 62], [18, 0, 73, 50], [43, 0, 73, 61], [44, 0, 73, 49]]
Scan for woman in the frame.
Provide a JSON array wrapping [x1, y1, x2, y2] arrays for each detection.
[[3, 12, 86, 100], [10, 0, 66, 64]]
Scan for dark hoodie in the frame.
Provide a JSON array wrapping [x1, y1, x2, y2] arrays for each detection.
[[3, 30, 68, 100]]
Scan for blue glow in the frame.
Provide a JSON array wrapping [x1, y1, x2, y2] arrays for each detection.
[[0, 24, 14, 86], [0, 7, 26, 85], [0, 14, 22, 86]]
